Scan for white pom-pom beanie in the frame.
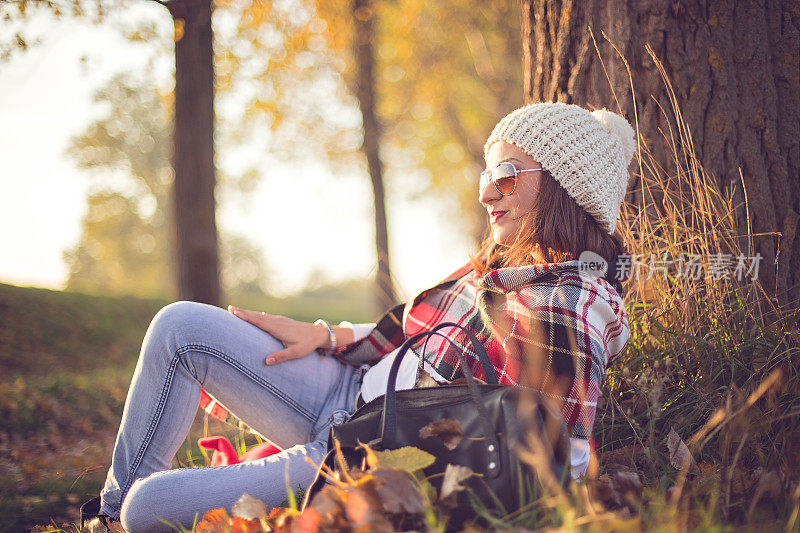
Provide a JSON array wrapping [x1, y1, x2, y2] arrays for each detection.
[[483, 102, 636, 234]]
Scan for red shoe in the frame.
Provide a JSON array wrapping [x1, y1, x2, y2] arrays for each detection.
[[198, 436, 281, 466]]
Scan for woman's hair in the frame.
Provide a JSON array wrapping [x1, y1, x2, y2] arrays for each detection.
[[470, 168, 627, 275]]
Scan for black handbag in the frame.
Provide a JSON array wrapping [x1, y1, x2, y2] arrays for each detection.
[[300, 322, 571, 531]]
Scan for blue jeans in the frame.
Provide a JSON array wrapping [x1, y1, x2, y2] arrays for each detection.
[[99, 301, 369, 532]]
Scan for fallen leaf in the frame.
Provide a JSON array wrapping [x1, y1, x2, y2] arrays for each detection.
[[747, 468, 784, 516], [372, 467, 427, 514], [418, 419, 465, 450], [602, 444, 643, 469], [344, 487, 371, 525], [227, 516, 263, 533], [266, 507, 296, 530], [232, 493, 268, 520], [196, 508, 231, 532], [342, 486, 393, 532], [373, 446, 436, 473], [698, 462, 715, 476], [593, 470, 643, 509], [308, 486, 342, 517], [414, 368, 440, 388], [85, 517, 125, 533], [666, 427, 700, 474], [290, 507, 322, 533], [439, 464, 474, 501]]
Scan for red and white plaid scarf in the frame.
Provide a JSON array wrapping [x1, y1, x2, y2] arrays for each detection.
[[198, 260, 629, 441], [331, 260, 629, 439]]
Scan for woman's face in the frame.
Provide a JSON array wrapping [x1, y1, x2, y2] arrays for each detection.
[[480, 141, 543, 246]]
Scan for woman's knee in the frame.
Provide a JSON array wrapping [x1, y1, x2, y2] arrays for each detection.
[[149, 301, 209, 336], [144, 301, 217, 351], [120, 475, 183, 532]]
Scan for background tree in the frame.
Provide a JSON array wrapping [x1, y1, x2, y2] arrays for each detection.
[[4, 0, 222, 306], [352, 0, 394, 308], [64, 71, 269, 300], [519, 0, 799, 319], [158, 0, 220, 306]]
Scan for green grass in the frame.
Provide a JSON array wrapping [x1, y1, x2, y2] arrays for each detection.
[[0, 282, 166, 378]]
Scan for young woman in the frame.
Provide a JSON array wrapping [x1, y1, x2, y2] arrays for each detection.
[[83, 102, 635, 532]]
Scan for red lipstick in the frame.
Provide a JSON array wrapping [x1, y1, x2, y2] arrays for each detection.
[[490, 211, 507, 223]]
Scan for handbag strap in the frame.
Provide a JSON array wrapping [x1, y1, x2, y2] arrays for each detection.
[[412, 322, 500, 385], [380, 322, 502, 478], [417, 326, 499, 386]]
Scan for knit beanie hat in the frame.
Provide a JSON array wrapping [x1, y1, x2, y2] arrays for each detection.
[[483, 102, 636, 234]]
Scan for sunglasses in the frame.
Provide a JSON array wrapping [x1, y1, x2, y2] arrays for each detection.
[[479, 162, 543, 196]]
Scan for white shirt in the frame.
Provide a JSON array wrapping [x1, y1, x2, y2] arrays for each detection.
[[344, 322, 590, 480]]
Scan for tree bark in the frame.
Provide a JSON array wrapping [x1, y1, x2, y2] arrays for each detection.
[[167, 0, 220, 306], [520, 0, 800, 321], [353, 0, 396, 311]]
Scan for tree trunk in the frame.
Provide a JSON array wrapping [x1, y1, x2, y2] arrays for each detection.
[[520, 0, 799, 321], [168, 0, 220, 306], [353, 0, 396, 311]]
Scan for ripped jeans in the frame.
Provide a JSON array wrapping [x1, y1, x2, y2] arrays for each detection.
[[98, 301, 369, 532]]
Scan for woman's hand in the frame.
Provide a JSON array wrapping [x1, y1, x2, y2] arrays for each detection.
[[228, 305, 329, 365]]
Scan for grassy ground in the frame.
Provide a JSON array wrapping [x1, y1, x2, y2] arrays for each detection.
[[0, 283, 164, 532], [0, 281, 375, 532]]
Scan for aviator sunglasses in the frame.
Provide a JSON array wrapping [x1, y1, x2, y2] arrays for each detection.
[[479, 161, 543, 196]]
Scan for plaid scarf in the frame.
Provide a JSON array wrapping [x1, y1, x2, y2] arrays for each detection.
[[331, 260, 629, 440]]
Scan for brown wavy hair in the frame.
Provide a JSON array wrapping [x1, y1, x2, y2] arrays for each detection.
[[470, 168, 627, 276]]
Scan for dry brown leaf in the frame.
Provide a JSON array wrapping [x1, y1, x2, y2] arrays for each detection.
[[357, 440, 379, 470], [231, 493, 268, 521], [345, 487, 371, 525], [418, 418, 465, 450], [593, 470, 643, 509], [414, 368, 440, 388], [343, 487, 393, 532], [196, 508, 231, 532], [372, 467, 427, 514], [698, 461, 715, 476], [666, 427, 700, 474], [226, 516, 263, 533], [439, 463, 474, 501], [308, 485, 342, 517], [84, 517, 125, 533], [290, 507, 322, 533], [267, 506, 296, 530], [602, 444, 643, 469]]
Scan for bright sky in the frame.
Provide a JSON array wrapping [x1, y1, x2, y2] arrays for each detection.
[[0, 5, 473, 302]]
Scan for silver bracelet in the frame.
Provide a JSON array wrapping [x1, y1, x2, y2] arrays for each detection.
[[313, 319, 337, 355]]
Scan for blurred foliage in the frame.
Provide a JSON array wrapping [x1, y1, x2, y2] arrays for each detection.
[[216, 0, 524, 240], [63, 71, 271, 300], [63, 71, 174, 299], [0, 0, 108, 62], [8, 0, 522, 300]]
